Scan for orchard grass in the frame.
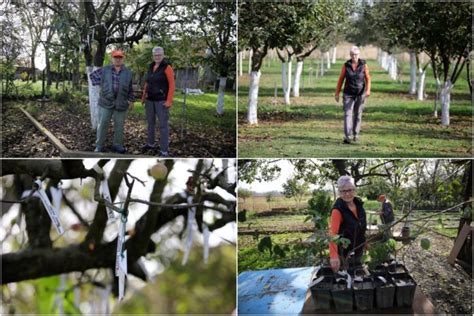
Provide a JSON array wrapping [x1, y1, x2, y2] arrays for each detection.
[[4, 80, 236, 133], [238, 59, 472, 158]]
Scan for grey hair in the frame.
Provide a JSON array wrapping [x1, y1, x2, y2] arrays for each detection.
[[337, 175, 355, 190], [350, 46, 360, 55], [152, 46, 164, 55]]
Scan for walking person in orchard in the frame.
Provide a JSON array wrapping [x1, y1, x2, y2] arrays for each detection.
[[335, 46, 371, 144]]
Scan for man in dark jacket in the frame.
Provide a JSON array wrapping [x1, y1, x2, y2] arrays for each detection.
[[93, 50, 135, 153], [378, 194, 395, 238]]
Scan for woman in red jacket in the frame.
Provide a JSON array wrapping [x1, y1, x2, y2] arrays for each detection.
[[141, 46, 175, 156], [334, 46, 371, 144], [329, 175, 367, 272]]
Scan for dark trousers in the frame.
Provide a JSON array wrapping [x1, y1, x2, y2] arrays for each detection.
[[343, 93, 366, 139], [145, 100, 169, 152]]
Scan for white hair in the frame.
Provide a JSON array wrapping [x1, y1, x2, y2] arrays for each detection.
[[152, 46, 164, 55], [350, 46, 360, 55], [337, 175, 355, 190]]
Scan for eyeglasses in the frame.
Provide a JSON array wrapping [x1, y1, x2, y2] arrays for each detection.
[[340, 188, 355, 194], [153, 54, 163, 57]]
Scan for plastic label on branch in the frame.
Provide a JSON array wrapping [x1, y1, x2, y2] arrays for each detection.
[[182, 195, 196, 265], [118, 250, 127, 301], [115, 216, 127, 276], [93, 164, 115, 220], [35, 180, 64, 235], [203, 223, 210, 264]]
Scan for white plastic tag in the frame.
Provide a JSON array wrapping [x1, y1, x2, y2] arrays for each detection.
[[115, 219, 126, 276], [203, 223, 210, 264], [118, 250, 127, 301], [50, 186, 63, 215], [182, 195, 196, 265], [100, 180, 115, 220], [35, 180, 64, 235]]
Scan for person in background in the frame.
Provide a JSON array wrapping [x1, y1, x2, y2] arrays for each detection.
[[335, 46, 371, 144], [141, 46, 175, 157], [329, 175, 367, 272], [93, 50, 135, 153], [378, 194, 395, 238]]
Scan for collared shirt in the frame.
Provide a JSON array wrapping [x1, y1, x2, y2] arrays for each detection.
[[89, 66, 135, 102]]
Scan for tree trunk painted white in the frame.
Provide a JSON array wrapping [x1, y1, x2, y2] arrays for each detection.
[[247, 71, 260, 125], [434, 77, 441, 117], [417, 68, 426, 101], [332, 46, 337, 64], [440, 80, 453, 126], [388, 55, 397, 80], [281, 60, 292, 104], [409, 52, 417, 94], [293, 60, 303, 97], [239, 51, 243, 77], [320, 54, 324, 76], [377, 48, 382, 65], [248, 49, 252, 74], [86, 66, 101, 130], [381, 52, 388, 70], [216, 77, 227, 115], [326, 52, 331, 69]]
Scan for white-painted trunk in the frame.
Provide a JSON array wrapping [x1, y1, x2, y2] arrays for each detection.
[[293, 61, 303, 97], [440, 80, 453, 126], [388, 55, 397, 80], [326, 52, 331, 69], [409, 52, 417, 94], [377, 48, 382, 65], [332, 46, 337, 64], [417, 68, 426, 101], [216, 77, 226, 115], [320, 55, 324, 76], [87, 66, 100, 130], [381, 52, 388, 70], [239, 51, 243, 77], [434, 77, 441, 117], [248, 49, 252, 74], [247, 71, 260, 125], [281, 60, 292, 104]]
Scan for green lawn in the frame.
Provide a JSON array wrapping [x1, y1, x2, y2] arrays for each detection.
[[238, 58, 472, 158], [4, 80, 236, 133]]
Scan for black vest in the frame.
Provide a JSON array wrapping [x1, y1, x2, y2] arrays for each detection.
[[146, 61, 170, 101], [333, 197, 367, 256], [343, 59, 366, 96]]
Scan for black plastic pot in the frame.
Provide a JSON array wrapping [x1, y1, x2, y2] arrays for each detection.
[[392, 273, 416, 307], [373, 274, 396, 309], [310, 276, 333, 311], [331, 278, 353, 312], [387, 263, 408, 274], [353, 277, 374, 311], [316, 265, 335, 278]]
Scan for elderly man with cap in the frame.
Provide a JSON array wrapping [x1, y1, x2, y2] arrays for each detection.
[[335, 46, 371, 144], [92, 50, 135, 153], [378, 194, 395, 238]]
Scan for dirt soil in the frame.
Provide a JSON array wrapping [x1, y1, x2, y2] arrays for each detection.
[[397, 230, 472, 315], [2, 101, 235, 157]]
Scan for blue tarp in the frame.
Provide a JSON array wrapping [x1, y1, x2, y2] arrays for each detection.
[[238, 266, 315, 315]]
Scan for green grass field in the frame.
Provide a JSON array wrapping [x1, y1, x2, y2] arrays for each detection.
[[238, 58, 472, 158], [4, 80, 236, 133]]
